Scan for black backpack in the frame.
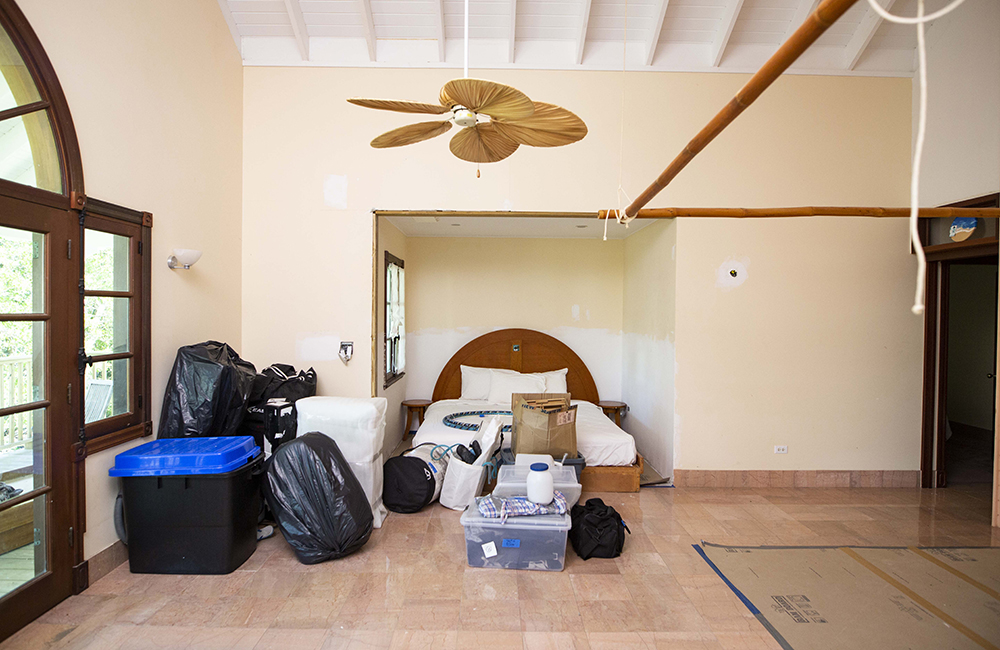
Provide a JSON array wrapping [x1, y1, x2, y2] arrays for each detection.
[[569, 498, 630, 560], [238, 364, 317, 448]]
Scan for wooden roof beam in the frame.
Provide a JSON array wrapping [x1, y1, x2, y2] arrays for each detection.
[[358, 0, 376, 62], [645, 0, 670, 66], [710, 0, 745, 67], [575, 0, 594, 64], [283, 0, 310, 61]]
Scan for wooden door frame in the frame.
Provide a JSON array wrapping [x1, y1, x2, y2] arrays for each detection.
[[917, 193, 1000, 528]]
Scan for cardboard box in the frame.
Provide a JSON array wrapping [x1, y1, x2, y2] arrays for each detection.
[[511, 393, 578, 458]]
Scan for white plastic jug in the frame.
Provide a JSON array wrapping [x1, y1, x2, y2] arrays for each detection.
[[526, 462, 554, 505]]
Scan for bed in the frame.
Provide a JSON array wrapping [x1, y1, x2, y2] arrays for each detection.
[[412, 328, 643, 492]]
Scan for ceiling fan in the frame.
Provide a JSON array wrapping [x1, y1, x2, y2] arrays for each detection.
[[346, 0, 586, 164]]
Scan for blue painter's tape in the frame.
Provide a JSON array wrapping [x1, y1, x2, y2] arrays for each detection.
[[502, 538, 521, 548]]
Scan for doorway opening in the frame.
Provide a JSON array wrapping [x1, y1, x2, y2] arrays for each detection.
[[920, 194, 1000, 489]]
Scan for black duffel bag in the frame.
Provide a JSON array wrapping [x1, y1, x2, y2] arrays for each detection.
[[238, 364, 317, 449], [569, 498, 631, 560]]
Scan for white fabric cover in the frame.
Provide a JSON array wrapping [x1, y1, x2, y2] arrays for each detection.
[[534, 368, 568, 393], [413, 399, 637, 467], [296, 396, 388, 528], [487, 370, 546, 404]]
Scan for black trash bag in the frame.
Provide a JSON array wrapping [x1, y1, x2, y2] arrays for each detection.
[[263, 433, 373, 564], [569, 498, 631, 560], [158, 341, 257, 439], [238, 364, 317, 449]]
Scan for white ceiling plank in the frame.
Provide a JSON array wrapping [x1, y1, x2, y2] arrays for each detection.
[[783, 0, 820, 42], [508, 0, 517, 63], [216, 0, 244, 57], [844, 0, 896, 70], [644, 0, 670, 66], [710, 0, 745, 67], [357, 0, 377, 61], [575, 0, 594, 64], [435, 0, 446, 62], [283, 0, 310, 60]]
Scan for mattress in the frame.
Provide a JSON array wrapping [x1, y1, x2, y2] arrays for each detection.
[[412, 399, 637, 467]]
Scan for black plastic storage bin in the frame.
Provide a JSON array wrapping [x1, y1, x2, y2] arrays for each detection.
[[110, 436, 263, 574]]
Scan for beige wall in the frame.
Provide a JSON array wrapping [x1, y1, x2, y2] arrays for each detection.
[[403, 236, 625, 403], [376, 218, 408, 456], [22, 0, 244, 559], [243, 67, 914, 476], [948, 265, 998, 431], [675, 218, 922, 471], [622, 219, 676, 476], [917, 0, 1000, 206]]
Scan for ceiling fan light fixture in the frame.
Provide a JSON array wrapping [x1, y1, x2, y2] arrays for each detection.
[[452, 107, 478, 128]]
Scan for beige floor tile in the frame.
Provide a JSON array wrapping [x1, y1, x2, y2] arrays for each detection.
[[519, 599, 584, 632], [387, 630, 457, 650], [252, 628, 329, 650], [461, 569, 519, 600], [517, 571, 575, 600], [523, 631, 590, 650], [569, 574, 632, 600]]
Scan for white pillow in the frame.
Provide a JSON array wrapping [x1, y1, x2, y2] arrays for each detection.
[[487, 370, 546, 405], [460, 366, 493, 400], [534, 368, 568, 393]]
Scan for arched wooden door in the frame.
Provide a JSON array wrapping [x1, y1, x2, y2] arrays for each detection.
[[0, 0, 85, 640]]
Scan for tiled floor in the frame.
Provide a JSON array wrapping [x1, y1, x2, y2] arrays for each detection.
[[3, 484, 998, 650]]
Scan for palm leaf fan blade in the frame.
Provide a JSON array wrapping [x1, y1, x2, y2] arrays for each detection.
[[491, 102, 588, 147], [347, 98, 450, 115], [449, 124, 519, 163], [371, 121, 453, 148], [439, 79, 535, 121]]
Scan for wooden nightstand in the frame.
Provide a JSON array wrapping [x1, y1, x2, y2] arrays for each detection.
[[402, 399, 432, 438], [597, 401, 627, 427]]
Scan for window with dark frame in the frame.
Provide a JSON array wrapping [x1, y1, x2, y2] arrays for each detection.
[[79, 199, 152, 448], [384, 251, 405, 388]]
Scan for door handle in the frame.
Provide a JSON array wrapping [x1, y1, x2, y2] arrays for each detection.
[[989, 373, 995, 379]]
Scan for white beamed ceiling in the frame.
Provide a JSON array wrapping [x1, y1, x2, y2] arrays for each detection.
[[220, 0, 936, 76]]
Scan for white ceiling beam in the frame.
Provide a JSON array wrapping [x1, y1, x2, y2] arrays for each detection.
[[710, 0, 745, 67], [783, 0, 820, 41], [434, 0, 446, 62], [215, 0, 243, 58], [357, 0, 377, 62], [644, 0, 670, 66], [575, 0, 594, 65], [844, 0, 896, 70], [508, 0, 517, 63], [283, 0, 310, 61]]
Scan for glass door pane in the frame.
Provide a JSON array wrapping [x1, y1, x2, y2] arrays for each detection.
[[0, 494, 45, 598]]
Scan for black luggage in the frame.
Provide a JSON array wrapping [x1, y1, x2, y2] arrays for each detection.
[[382, 444, 447, 513], [158, 341, 256, 439], [569, 498, 630, 560], [263, 433, 373, 564], [239, 364, 317, 449]]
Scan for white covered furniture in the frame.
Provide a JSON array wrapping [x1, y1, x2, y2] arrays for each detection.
[[296, 396, 388, 528]]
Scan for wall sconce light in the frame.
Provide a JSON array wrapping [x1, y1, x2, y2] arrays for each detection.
[[167, 249, 202, 270]]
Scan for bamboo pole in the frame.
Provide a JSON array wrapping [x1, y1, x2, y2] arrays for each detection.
[[624, 0, 861, 218], [599, 207, 1000, 219]]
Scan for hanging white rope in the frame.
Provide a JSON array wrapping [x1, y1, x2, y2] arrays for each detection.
[[865, 0, 966, 315], [604, 0, 635, 240], [464, 0, 470, 78]]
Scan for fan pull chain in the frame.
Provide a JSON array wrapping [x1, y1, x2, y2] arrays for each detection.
[[604, 0, 635, 240]]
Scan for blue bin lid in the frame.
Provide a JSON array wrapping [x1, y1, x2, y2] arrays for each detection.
[[109, 436, 261, 477]]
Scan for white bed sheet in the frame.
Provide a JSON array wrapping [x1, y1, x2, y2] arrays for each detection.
[[411, 399, 637, 467]]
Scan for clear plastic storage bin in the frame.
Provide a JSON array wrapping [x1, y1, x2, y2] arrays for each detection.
[[492, 465, 582, 508], [460, 501, 572, 571]]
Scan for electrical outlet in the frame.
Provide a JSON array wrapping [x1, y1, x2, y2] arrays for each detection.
[[774, 445, 788, 454]]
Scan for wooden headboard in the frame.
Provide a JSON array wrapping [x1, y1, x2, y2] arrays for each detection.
[[432, 328, 600, 403]]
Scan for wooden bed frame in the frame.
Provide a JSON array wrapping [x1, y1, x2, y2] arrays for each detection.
[[432, 328, 643, 493]]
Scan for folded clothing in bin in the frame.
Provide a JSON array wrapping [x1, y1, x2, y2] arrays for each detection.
[[109, 436, 263, 574], [264, 433, 373, 564]]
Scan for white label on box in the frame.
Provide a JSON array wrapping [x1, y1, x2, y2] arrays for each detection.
[[557, 411, 575, 426], [482, 542, 498, 558]]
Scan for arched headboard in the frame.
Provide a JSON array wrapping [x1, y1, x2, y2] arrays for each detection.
[[432, 328, 600, 403]]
